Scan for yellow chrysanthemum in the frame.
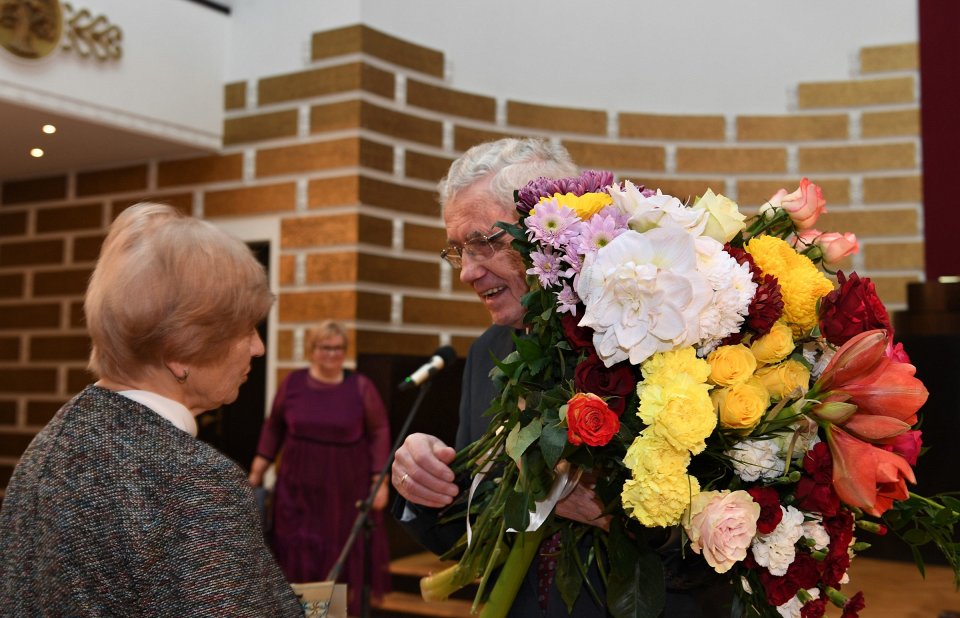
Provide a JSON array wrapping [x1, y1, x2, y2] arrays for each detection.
[[637, 375, 716, 454], [621, 468, 701, 528], [545, 191, 613, 220], [745, 235, 833, 336], [640, 347, 711, 384]]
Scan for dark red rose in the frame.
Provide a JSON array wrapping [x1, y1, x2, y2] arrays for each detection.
[[746, 486, 784, 534], [574, 353, 636, 416], [566, 393, 620, 447], [561, 312, 594, 350], [797, 443, 840, 516], [786, 552, 821, 590], [759, 569, 800, 606], [801, 598, 828, 618], [841, 591, 866, 618], [819, 271, 891, 346]]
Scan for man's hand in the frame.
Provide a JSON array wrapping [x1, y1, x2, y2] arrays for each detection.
[[392, 433, 459, 508], [554, 472, 611, 531]]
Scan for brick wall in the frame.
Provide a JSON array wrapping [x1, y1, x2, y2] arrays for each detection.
[[0, 25, 922, 492]]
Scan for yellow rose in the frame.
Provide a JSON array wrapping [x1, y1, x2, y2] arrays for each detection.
[[713, 377, 770, 430], [706, 344, 757, 386], [750, 322, 795, 365], [691, 188, 747, 243], [755, 359, 811, 400]]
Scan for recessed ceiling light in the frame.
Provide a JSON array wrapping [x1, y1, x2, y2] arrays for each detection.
[[30, 148, 44, 157], [42, 124, 57, 134]]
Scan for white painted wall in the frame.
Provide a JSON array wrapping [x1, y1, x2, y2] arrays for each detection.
[[0, 0, 228, 147], [229, 0, 919, 115]]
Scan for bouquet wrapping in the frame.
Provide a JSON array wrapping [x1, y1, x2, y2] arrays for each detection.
[[421, 172, 958, 618]]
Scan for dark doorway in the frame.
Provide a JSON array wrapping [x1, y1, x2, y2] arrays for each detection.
[[196, 241, 270, 472]]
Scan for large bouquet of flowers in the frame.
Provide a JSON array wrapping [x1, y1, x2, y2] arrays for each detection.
[[421, 172, 959, 618]]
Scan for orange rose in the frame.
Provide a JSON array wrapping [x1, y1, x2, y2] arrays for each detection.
[[565, 392, 620, 447]]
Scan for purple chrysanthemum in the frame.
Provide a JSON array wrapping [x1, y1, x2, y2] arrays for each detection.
[[556, 282, 580, 315], [558, 170, 615, 196], [515, 170, 617, 215], [524, 199, 580, 249], [527, 247, 563, 288], [578, 212, 627, 255]]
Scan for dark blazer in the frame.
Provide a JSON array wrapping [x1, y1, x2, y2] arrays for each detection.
[[0, 385, 304, 617]]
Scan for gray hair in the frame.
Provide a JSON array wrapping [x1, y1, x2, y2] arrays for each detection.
[[438, 138, 578, 215]]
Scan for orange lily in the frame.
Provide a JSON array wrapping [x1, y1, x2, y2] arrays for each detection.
[[826, 424, 915, 517], [814, 329, 928, 426]]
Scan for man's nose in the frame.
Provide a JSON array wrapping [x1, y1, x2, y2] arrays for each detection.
[[459, 253, 484, 284]]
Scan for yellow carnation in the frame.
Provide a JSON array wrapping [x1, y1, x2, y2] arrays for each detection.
[[712, 377, 770, 431], [640, 347, 711, 385], [621, 470, 700, 528], [624, 430, 690, 476], [706, 344, 757, 386], [755, 359, 811, 400], [749, 322, 796, 365], [638, 375, 716, 454], [745, 235, 833, 336], [548, 191, 613, 220]]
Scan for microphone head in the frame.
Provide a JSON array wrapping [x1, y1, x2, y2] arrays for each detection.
[[434, 345, 457, 368]]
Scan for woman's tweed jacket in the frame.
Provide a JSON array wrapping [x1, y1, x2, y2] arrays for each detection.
[[0, 385, 304, 617]]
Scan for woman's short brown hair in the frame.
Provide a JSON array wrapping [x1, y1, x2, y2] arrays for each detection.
[[85, 203, 274, 382]]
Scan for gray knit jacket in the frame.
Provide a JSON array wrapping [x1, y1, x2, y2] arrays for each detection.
[[0, 385, 304, 617]]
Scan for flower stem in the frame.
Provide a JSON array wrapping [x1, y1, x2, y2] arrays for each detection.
[[479, 527, 549, 618]]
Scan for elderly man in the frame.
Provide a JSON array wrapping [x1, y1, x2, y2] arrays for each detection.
[[391, 138, 719, 617]]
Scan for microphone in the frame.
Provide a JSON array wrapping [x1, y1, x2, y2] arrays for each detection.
[[398, 346, 457, 391]]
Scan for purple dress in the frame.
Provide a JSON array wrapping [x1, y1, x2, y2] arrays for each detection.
[[256, 369, 391, 615]]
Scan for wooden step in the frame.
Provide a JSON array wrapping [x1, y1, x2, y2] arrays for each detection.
[[375, 591, 475, 618]]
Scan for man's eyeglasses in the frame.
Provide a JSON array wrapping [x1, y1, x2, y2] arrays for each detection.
[[440, 229, 507, 269]]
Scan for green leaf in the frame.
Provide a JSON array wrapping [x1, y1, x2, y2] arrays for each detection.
[[505, 419, 542, 465], [903, 528, 933, 546], [940, 496, 960, 513], [934, 507, 959, 527], [504, 489, 531, 532], [605, 521, 664, 618], [555, 532, 585, 613], [540, 423, 569, 470]]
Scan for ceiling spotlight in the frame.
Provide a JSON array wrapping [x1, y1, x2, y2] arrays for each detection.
[[30, 148, 44, 158], [42, 124, 57, 134]]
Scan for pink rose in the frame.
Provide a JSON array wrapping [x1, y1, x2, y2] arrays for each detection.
[[794, 230, 859, 269], [683, 490, 760, 573], [769, 178, 826, 230], [885, 340, 911, 363]]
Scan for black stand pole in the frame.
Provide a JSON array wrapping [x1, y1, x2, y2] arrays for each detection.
[[326, 379, 434, 618]]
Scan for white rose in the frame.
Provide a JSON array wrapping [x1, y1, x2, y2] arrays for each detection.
[[691, 189, 747, 243]]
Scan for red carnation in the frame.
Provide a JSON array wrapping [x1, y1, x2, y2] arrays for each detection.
[[785, 552, 822, 590], [841, 591, 866, 618], [746, 486, 784, 534], [819, 271, 891, 346], [759, 569, 800, 606], [796, 443, 840, 516], [746, 274, 785, 337], [801, 598, 828, 618], [574, 353, 636, 416]]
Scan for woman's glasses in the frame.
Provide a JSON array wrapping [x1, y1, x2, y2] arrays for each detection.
[[316, 345, 346, 354], [439, 229, 507, 269]]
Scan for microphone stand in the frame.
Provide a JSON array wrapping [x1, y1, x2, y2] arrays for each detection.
[[326, 379, 434, 618]]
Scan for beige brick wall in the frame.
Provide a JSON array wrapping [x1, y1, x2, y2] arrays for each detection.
[[0, 24, 924, 482]]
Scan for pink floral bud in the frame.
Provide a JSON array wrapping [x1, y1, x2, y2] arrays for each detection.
[[768, 178, 827, 230], [815, 232, 859, 267]]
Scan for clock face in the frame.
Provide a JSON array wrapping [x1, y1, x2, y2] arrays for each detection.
[[0, 0, 63, 60]]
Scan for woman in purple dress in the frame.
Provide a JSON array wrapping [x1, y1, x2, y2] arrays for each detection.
[[249, 320, 391, 615]]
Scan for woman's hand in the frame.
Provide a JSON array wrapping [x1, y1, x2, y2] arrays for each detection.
[[371, 474, 389, 511], [248, 455, 270, 487]]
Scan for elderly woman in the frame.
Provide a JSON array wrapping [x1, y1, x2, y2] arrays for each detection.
[[249, 320, 391, 616], [0, 203, 303, 617]]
